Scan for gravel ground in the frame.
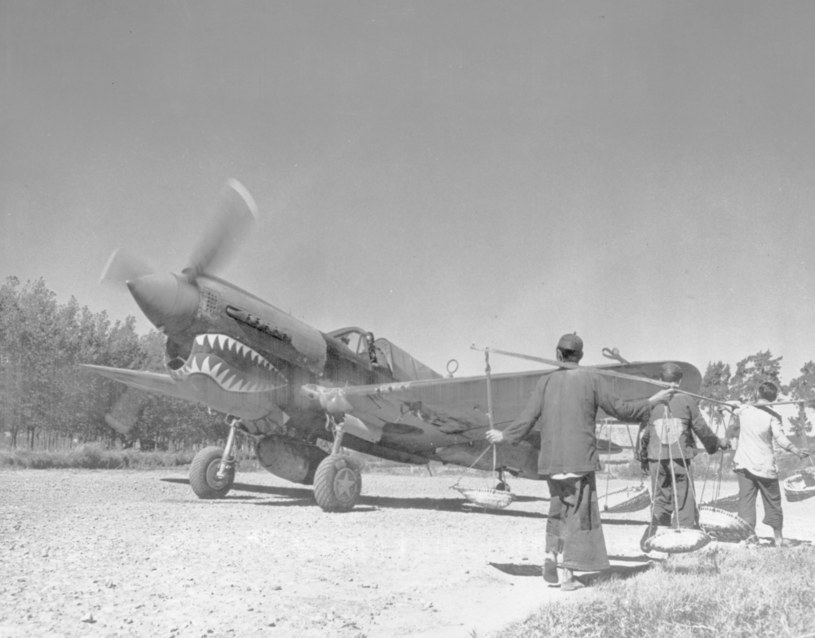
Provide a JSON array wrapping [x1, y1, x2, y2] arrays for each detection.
[[1, 467, 813, 638]]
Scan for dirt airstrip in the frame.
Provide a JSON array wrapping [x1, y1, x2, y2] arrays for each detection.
[[1, 467, 814, 638]]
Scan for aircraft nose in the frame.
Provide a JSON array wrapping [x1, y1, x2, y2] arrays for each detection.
[[127, 273, 199, 334]]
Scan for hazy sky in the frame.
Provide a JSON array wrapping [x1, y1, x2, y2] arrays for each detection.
[[3, 1, 815, 381]]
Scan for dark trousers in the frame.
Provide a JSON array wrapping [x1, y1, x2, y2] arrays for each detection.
[[647, 459, 698, 534], [736, 469, 783, 531], [545, 472, 610, 572]]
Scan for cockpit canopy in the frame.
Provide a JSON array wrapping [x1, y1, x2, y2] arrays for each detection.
[[326, 327, 441, 382]]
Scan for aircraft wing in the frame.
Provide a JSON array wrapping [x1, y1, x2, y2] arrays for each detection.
[[302, 360, 700, 477], [81, 363, 279, 421], [82, 364, 190, 398], [304, 369, 546, 476]]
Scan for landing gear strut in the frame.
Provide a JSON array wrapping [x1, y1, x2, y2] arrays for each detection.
[[313, 414, 362, 512], [189, 415, 240, 499]]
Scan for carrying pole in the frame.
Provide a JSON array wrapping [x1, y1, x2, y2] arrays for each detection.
[[474, 345, 708, 400], [473, 345, 798, 410]]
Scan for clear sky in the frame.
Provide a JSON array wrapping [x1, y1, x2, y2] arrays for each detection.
[[2, 1, 815, 381]]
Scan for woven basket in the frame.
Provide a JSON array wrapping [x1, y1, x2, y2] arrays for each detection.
[[453, 486, 515, 510], [644, 527, 711, 554], [599, 485, 650, 513], [699, 505, 754, 543], [783, 468, 815, 502]]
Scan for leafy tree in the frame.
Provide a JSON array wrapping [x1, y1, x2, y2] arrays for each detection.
[[0, 277, 149, 449], [106, 330, 226, 449], [700, 361, 733, 431], [58, 304, 146, 443], [0, 277, 62, 448], [729, 350, 783, 402], [787, 361, 815, 439], [701, 361, 732, 401]]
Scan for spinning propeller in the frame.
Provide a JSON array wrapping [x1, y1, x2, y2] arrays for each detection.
[[182, 178, 258, 282], [101, 178, 258, 333], [99, 179, 259, 435], [101, 178, 258, 286]]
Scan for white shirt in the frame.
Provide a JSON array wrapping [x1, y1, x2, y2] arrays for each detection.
[[732, 401, 796, 479]]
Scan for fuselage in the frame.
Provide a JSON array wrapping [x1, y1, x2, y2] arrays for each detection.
[[126, 271, 415, 437]]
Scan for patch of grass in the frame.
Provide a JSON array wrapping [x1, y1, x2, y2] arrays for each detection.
[[495, 546, 815, 638], [0, 444, 195, 469]]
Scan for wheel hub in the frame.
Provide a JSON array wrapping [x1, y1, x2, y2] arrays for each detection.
[[333, 467, 358, 504], [207, 458, 233, 489]]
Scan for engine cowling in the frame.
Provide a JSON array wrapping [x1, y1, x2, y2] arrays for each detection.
[[255, 435, 328, 485]]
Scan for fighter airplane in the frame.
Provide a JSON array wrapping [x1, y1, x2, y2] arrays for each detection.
[[85, 179, 703, 511]]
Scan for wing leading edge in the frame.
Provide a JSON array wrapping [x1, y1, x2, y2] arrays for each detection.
[[81, 363, 279, 421]]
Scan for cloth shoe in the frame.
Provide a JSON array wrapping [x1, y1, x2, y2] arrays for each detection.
[[561, 579, 586, 592]]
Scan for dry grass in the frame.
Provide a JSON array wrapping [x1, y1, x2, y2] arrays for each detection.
[[494, 545, 815, 638], [0, 444, 195, 469]]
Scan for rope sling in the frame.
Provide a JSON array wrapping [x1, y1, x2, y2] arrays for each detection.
[[599, 420, 649, 513], [696, 408, 754, 542], [641, 404, 711, 553], [698, 407, 731, 505], [455, 344, 814, 512], [451, 348, 515, 510]]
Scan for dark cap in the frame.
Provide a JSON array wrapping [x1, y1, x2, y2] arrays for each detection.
[[557, 333, 583, 353], [660, 363, 684, 383]]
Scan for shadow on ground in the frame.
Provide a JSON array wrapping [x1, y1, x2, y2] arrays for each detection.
[[160, 477, 546, 516], [489, 555, 653, 584]]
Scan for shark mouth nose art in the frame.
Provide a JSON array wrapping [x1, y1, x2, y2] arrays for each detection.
[[172, 333, 287, 393]]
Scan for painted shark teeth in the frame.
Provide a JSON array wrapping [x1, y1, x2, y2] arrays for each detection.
[[181, 353, 285, 392], [194, 333, 277, 373], [173, 332, 287, 393]]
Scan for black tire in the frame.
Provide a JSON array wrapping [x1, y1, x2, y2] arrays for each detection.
[[313, 454, 362, 512], [189, 446, 235, 499]]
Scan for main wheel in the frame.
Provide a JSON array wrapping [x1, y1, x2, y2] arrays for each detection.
[[189, 446, 235, 499], [313, 454, 362, 512]]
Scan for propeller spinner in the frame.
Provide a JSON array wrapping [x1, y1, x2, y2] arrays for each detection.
[[101, 179, 258, 332], [97, 179, 260, 437]]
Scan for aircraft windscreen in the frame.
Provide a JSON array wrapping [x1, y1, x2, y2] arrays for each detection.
[[334, 330, 365, 355], [326, 327, 441, 382]]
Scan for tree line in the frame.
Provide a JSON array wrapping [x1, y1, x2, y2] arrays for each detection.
[[700, 352, 815, 439], [1, 276, 813, 451], [0, 276, 224, 451]]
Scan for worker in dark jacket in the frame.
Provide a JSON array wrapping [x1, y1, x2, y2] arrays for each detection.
[[486, 333, 674, 590], [640, 362, 728, 549]]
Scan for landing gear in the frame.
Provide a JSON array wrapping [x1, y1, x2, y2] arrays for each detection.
[[313, 414, 362, 512], [314, 454, 362, 511], [189, 416, 240, 499]]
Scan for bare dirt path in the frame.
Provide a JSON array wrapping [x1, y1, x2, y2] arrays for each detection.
[[1, 468, 813, 638]]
